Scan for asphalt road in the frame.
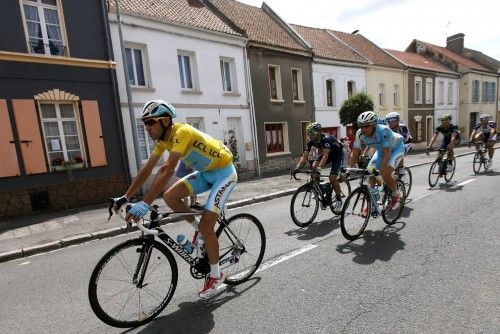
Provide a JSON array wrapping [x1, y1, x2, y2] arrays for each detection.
[[0, 154, 499, 334]]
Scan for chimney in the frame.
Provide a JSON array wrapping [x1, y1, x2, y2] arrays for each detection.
[[446, 33, 465, 54]]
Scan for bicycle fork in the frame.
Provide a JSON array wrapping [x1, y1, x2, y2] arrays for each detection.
[[133, 238, 154, 288]]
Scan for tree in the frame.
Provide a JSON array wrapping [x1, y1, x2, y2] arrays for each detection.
[[339, 91, 375, 130], [224, 129, 240, 168]]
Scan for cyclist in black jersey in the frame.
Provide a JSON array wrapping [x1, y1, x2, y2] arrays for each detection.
[[468, 113, 496, 169], [426, 114, 460, 172], [293, 122, 345, 205]]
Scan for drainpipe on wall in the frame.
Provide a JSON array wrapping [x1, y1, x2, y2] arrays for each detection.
[[115, 0, 143, 193], [243, 46, 260, 176], [100, 0, 130, 185]]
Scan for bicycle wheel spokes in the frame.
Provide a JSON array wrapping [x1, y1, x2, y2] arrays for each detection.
[[330, 180, 351, 215], [444, 157, 456, 182], [400, 167, 412, 197], [381, 181, 405, 225], [428, 160, 440, 187], [290, 184, 319, 227], [89, 239, 177, 328], [340, 188, 371, 241], [217, 214, 265, 285], [473, 152, 482, 174]]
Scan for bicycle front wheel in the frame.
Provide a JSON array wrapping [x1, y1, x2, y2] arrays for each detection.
[[290, 184, 319, 227], [88, 239, 178, 328], [330, 179, 352, 215], [444, 157, 456, 182], [400, 167, 412, 197], [473, 152, 482, 174], [216, 213, 266, 285], [340, 187, 371, 241], [428, 160, 441, 188]]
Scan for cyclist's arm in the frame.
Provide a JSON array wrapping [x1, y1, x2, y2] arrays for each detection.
[[124, 154, 161, 199], [427, 133, 438, 148], [381, 147, 390, 168], [295, 150, 310, 169], [142, 152, 182, 205], [469, 129, 476, 142], [449, 131, 458, 148], [349, 147, 360, 167], [317, 148, 330, 169]]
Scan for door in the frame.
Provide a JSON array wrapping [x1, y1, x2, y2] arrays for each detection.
[[226, 117, 246, 168], [469, 112, 478, 136]]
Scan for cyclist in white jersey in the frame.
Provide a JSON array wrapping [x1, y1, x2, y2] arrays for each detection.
[[386, 112, 413, 177], [468, 113, 497, 168]]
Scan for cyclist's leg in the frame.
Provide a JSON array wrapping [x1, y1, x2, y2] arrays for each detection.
[[382, 142, 404, 193], [328, 153, 343, 198], [474, 133, 484, 151], [486, 133, 496, 159], [367, 151, 382, 188]]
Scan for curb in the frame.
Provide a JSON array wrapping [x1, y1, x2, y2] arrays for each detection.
[[0, 147, 487, 263]]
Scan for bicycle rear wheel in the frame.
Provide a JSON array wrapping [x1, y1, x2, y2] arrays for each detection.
[[428, 160, 441, 188], [88, 238, 178, 328], [290, 184, 319, 227], [381, 180, 405, 225], [340, 187, 371, 241], [330, 179, 352, 215], [216, 213, 266, 285], [399, 167, 412, 197], [444, 157, 456, 182], [473, 152, 482, 174]]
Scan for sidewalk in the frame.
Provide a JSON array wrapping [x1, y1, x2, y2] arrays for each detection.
[[0, 145, 482, 262]]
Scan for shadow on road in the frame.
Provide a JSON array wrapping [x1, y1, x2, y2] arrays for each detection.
[[284, 217, 339, 240], [136, 277, 261, 334], [336, 223, 406, 265]]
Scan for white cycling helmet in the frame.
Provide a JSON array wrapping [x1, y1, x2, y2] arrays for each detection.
[[141, 100, 177, 121], [386, 112, 400, 122], [357, 111, 378, 126], [479, 114, 490, 121]]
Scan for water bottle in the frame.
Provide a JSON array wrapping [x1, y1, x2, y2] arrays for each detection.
[[176, 234, 194, 254]]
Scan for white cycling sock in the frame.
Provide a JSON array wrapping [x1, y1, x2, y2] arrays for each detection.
[[210, 264, 220, 278]]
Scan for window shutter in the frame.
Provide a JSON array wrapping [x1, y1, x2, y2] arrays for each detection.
[[0, 100, 21, 177], [81, 100, 107, 167], [11, 99, 47, 174]]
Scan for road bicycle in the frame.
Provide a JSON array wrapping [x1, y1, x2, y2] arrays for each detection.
[[470, 141, 491, 174], [426, 148, 456, 187], [290, 169, 351, 227], [88, 201, 266, 328], [339, 168, 406, 241]]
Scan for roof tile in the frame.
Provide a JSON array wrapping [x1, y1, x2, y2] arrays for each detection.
[[386, 49, 458, 75], [420, 41, 490, 72]]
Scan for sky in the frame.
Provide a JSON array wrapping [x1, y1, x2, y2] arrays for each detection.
[[237, 0, 500, 61]]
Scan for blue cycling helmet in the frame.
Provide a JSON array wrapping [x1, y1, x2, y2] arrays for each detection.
[[377, 117, 387, 125], [141, 100, 177, 121]]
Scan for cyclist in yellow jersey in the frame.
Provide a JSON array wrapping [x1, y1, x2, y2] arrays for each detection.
[[112, 100, 237, 299]]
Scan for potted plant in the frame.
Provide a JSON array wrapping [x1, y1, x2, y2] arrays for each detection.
[[51, 156, 84, 171]]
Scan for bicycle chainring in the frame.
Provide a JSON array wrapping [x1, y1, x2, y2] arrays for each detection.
[[190, 258, 210, 279]]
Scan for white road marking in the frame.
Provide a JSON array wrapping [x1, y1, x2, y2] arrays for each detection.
[[19, 261, 30, 266], [256, 244, 318, 273], [457, 179, 476, 186]]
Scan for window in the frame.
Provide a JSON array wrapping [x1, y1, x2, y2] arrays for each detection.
[[220, 57, 236, 92], [178, 50, 197, 90], [291, 68, 304, 101], [268, 65, 282, 101], [265, 123, 285, 153], [438, 81, 444, 104], [39, 103, 84, 169], [414, 77, 422, 104], [378, 83, 385, 106], [472, 80, 480, 103], [136, 123, 156, 161], [447, 82, 453, 104], [186, 117, 205, 131], [491, 82, 497, 103], [393, 84, 399, 107], [425, 78, 433, 103], [483, 81, 496, 103], [22, 0, 66, 56], [125, 46, 146, 86], [326, 79, 335, 106], [347, 81, 356, 98]]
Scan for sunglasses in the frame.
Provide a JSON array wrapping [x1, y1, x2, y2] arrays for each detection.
[[143, 118, 161, 126], [359, 124, 372, 129], [388, 119, 398, 123]]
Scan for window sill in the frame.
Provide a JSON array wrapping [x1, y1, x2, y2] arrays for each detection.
[[181, 89, 203, 95], [270, 99, 285, 104], [131, 86, 156, 93], [293, 100, 306, 104], [222, 92, 241, 97], [265, 151, 291, 157]]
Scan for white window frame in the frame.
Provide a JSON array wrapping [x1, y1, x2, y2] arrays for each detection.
[[425, 78, 433, 104], [326, 79, 335, 107], [20, 0, 67, 56], [393, 84, 399, 107], [124, 43, 149, 87], [414, 76, 422, 104], [264, 122, 289, 155], [378, 83, 385, 106], [447, 82, 453, 105], [220, 57, 237, 93], [347, 80, 356, 98], [268, 65, 283, 101], [136, 122, 156, 163], [177, 50, 199, 91], [38, 102, 86, 170], [291, 68, 304, 102], [438, 81, 444, 105]]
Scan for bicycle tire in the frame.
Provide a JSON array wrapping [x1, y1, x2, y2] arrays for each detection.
[[473, 151, 482, 174], [216, 213, 266, 285], [428, 160, 440, 188], [340, 187, 371, 241], [330, 179, 352, 215], [444, 157, 456, 182], [290, 184, 319, 227], [400, 167, 412, 197], [88, 238, 178, 328], [381, 180, 405, 225]]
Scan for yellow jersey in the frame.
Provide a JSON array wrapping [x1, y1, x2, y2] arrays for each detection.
[[151, 123, 233, 171]]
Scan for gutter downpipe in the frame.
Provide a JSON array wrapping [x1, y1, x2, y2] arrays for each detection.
[[243, 46, 261, 176], [115, 0, 143, 192], [100, 0, 131, 185]]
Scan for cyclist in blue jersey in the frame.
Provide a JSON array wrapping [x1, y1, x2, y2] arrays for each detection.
[[349, 111, 405, 211], [468, 113, 496, 169], [293, 122, 346, 207], [386, 112, 414, 177]]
